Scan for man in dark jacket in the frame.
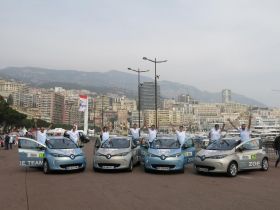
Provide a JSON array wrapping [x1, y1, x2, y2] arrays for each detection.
[[4, 132, 10, 150], [273, 136, 280, 167]]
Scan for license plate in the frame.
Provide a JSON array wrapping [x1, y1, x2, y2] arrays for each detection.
[[157, 167, 170, 171], [102, 166, 114, 169], [66, 166, 79, 170], [197, 167, 208, 172]]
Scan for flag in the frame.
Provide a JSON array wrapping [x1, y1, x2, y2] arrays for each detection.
[[79, 95, 88, 112]]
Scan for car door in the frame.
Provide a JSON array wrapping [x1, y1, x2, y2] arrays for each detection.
[[94, 138, 101, 155], [182, 139, 196, 164], [236, 139, 262, 170], [18, 137, 46, 167], [140, 142, 149, 164], [131, 141, 138, 164]]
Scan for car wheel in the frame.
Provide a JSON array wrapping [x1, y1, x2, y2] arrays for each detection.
[[43, 160, 50, 174], [93, 166, 99, 172], [144, 166, 149, 173], [179, 168, 185, 174], [261, 158, 269, 171], [128, 159, 133, 172], [227, 162, 238, 177]]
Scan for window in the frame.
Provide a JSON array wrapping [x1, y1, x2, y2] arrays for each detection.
[[242, 139, 260, 150], [19, 139, 40, 149]]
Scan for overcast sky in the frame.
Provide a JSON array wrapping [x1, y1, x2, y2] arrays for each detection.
[[1, 0, 280, 107]]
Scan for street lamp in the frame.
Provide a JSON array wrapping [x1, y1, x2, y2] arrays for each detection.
[[142, 57, 167, 129], [128, 67, 149, 127], [101, 95, 104, 127]]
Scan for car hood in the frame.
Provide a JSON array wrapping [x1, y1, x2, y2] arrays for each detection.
[[97, 148, 130, 155], [48, 148, 83, 155], [197, 149, 233, 157], [148, 148, 181, 156]]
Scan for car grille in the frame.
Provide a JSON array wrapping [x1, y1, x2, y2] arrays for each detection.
[[196, 165, 215, 170], [60, 163, 83, 168], [98, 163, 120, 168], [151, 164, 175, 169]]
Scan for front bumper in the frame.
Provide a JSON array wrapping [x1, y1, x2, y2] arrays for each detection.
[[144, 156, 184, 171], [93, 155, 131, 170], [194, 157, 229, 173], [47, 155, 86, 171]]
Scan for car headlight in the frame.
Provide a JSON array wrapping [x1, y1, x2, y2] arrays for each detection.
[[170, 153, 182, 158], [49, 153, 66, 157], [208, 154, 228, 159], [115, 152, 130, 156]]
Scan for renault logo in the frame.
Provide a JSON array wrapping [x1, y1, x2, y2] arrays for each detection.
[[106, 154, 111, 159], [70, 154, 75, 160], [160, 155, 166, 160], [200, 155, 206, 161]]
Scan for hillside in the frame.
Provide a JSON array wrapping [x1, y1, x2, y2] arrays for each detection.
[[0, 67, 265, 106]]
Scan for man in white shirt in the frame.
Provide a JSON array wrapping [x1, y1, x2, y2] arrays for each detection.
[[228, 115, 252, 142], [208, 123, 225, 144], [129, 124, 140, 144], [172, 125, 187, 146], [37, 123, 52, 145], [68, 125, 80, 144], [101, 126, 110, 143], [147, 125, 157, 145]]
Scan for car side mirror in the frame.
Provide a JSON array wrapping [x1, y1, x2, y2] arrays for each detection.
[[131, 144, 137, 149], [142, 143, 149, 149], [236, 147, 243, 152], [38, 146, 45, 150], [95, 144, 100, 148], [182, 144, 188, 150]]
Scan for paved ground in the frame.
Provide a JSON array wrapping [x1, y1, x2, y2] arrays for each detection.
[[0, 141, 279, 210]]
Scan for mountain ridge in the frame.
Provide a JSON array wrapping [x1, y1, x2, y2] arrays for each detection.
[[0, 66, 266, 107]]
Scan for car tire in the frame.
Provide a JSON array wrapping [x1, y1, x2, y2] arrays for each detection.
[[93, 166, 99, 172], [144, 166, 150, 173], [227, 162, 238, 177], [43, 160, 50, 174], [261, 158, 269, 171], [127, 159, 133, 172], [179, 168, 185, 174]]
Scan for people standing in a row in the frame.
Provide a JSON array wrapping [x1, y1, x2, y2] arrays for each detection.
[[228, 115, 252, 142], [208, 123, 225, 144]]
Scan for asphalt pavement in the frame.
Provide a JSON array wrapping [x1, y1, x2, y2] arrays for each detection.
[[0, 141, 279, 210]]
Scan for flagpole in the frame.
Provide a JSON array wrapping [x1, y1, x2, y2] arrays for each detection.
[[84, 96, 88, 135]]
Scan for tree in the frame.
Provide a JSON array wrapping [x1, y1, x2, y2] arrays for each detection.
[[7, 94, 13, 106]]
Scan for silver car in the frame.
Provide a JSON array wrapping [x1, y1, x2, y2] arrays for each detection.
[[194, 138, 269, 177], [93, 136, 140, 172]]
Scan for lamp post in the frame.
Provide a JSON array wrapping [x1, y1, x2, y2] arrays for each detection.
[[142, 57, 167, 129], [127, 68, 149, 127], [101, 95, 104, 128]]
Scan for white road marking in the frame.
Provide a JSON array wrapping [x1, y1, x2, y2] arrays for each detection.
[[238, 175, 253, 180]]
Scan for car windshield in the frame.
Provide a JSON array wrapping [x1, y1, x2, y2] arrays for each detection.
[[151, 138, 180, 149], [101, 138, 130, 149], [207, 139, 239, 150], [46, 138, 77, 149]]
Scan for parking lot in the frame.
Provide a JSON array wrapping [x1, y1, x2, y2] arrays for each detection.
[[0, 141, 279, 210]]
